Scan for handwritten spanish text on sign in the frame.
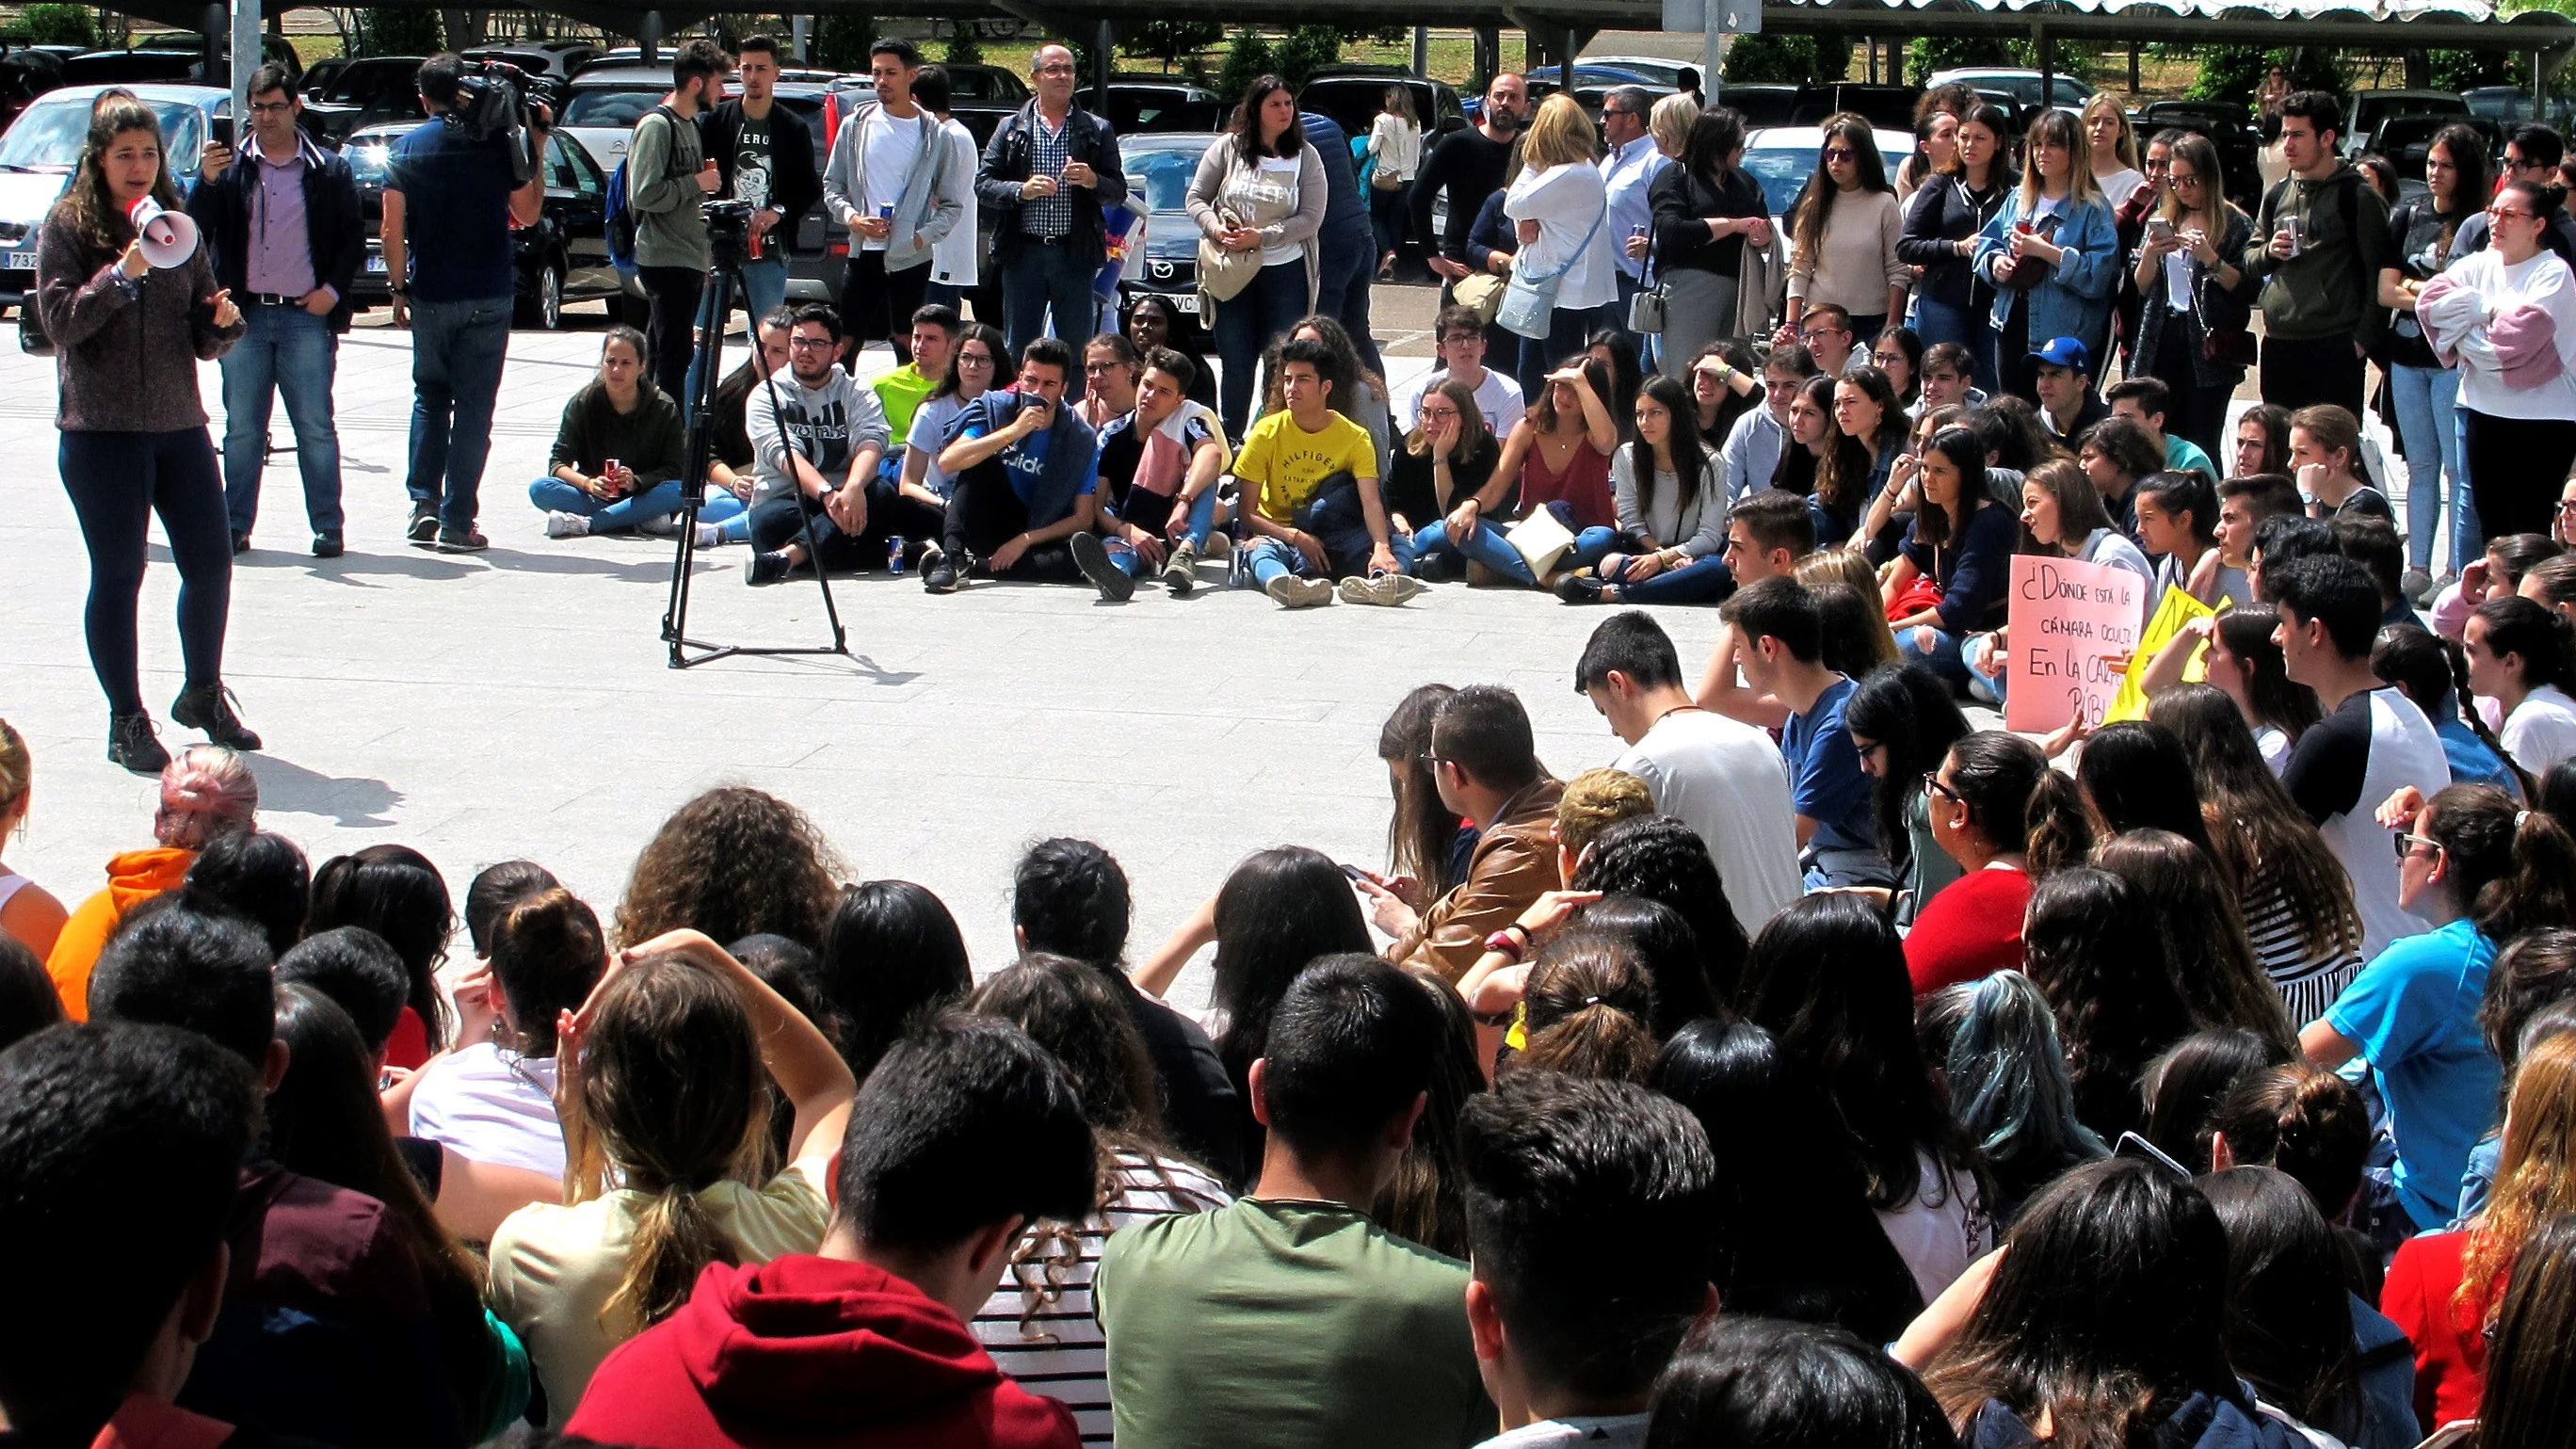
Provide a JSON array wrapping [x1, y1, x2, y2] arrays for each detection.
[[2003, 555, 2147, 733]]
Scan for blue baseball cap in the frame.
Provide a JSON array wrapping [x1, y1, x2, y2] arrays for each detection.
[[2028, 336, 2090, 373]]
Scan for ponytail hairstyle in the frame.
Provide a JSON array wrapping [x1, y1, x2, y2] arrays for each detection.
[[2075, 720, 2215, 858], [2093, 830, 2295, 1050], [1944, 730, 2090, 873], [2220, 604, 2323, 740], [488, 887, 607, 1057], [2140, 1027, 2289, 1172], [1511, 928, 1661, 1084], [2375, 622, 2473, 727], [561, 946, 770, 1333], [2487, 532, 2566, 593], [2422, 783, 2576, 942], [153, 745, 259, 850], [2502, 176, 2571, 233], [2524, 553, 2576, 614], [2206, 1063, 2371, 1219]]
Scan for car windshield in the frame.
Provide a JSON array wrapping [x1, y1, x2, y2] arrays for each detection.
[[343, 131, 411, 185], [1123, 142, 1205, 213], [563, 87, 662, 128], [0, 94, 203, 171]]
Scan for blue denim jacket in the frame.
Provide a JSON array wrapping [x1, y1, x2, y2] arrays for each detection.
[[1973, 190, 2118, 344]]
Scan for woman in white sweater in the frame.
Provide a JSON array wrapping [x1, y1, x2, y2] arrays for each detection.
[[1778, 112, 1908, 346], [1366, 86, 1422, 281], [2424, 177, 2576, 541], [1187, 74, 1327, 438], [1504, 94, 1621, 400]]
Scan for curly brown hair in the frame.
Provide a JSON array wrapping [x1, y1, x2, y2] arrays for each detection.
[[615, 787, 844, 951]]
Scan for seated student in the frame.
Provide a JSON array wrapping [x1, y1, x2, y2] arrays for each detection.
[[927, 337, 1103, 595], [565, 1016, 1094, 1449], [2291, 406, 2393, 522], [1073, 330, 1142, 430], [1232, 336, 1418, 610], [741, 303, 894, 588], [2107, 375, 2219, 479], [2326, 514, 2417, 631], [1457, 1071, 1720, 1449], [2468, 595, 2576, 782], [2433, 531, 2563, 641], [1687, 343, 1765, 457], [2133, 468, 2222, 602], [1575, 610, 1804, 936], [0, 1021, 262, 1449], [1722, 577, 1887, 889], [1359, 685, 1566, 983], [1558, 376, 1732, 605], [2273, 556, 2453, 960], [2030, 336, 2108, 450], [2208, 472, 2301, 606], [693, 312, 794, 547], [893, 320, 1005, 548], [48, 744, 258, 1019], [1887, 426, 2018, 688], [874, 303, 959, 445], [1795, 301, 1862, 378], [2078, 414, 2163, 539], [178, 829, 308, 960], [2374, 624, 2520, 795], [1650, 1317, 1956, 1449], [89, 907, 461, 1449], [531, 326, 699, 540], [1084, 346, 1228, 599], [404, 887, 603, 1180], [1716, 345, 1818, 507], [1692, 491, 1822, 730], [1906, 733, 2075, 994], [2251, 514, 2339, 607], [1918, 341, 1987, 413], [1418, 358, 1622, 589], [1398, 304, 1527, 436], [1393, 378, 1506, 584], [2017, 456, 2154, 588], [1096, 956, 1494, 1449], [1011, 838, 1245, 1188]]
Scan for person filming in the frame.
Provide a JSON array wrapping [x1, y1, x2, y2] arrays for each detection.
[[36, 98, 255, 775]]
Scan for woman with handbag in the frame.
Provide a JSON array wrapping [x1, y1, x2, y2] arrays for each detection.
[[2382, 123, 2488, 597], [1367, 87, 1422, 282], [1187, 73, 1327, 439], [1899, 104, 2011, 395], [1649, 106, 1770, 381], [2130, 131, 2256, 464], [1778, 112, 1908, 350], [1502, 95, 1620, 399], [1974, 109, 2119, 408]]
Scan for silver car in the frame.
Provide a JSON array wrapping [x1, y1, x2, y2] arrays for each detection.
[[0, 83, 228, 312], [1116, 133, 1222, 321]]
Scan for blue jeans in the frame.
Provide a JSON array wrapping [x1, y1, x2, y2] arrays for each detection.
[[1604, 550, 1733, 604], [1411, 508, 1614, 586], [2391, 362, 2473, 574], [405, 295, 513, 533], [1370, 182, 1410, 260], [1899, 623, 1972, 687], [1108, 489, 1220, 575], [219, 302, 343, 537], [1312, 226, 1384, 378], [1002, 240, 1100, 370], [527, 475, 688, 532], [1912, 293, 1997, 395], [1214, 260, 1311, 438]]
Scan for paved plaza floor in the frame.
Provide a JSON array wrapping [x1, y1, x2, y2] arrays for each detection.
[[2, 290, 1678, 1009]]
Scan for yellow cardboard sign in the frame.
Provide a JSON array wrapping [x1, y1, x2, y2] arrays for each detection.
[[2102, 587, 2227, 722]]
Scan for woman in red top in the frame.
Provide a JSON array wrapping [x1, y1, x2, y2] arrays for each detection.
[[2381, 1031, 2576, 1434], [1904, 731, 2085, 995], [1481, 356, 1619, 586]]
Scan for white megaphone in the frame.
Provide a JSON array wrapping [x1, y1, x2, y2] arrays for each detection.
[[126, 195, 198, 269]]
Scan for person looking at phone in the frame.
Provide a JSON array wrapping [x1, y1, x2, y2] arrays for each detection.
[[927, 335, 1103, 592], [185, 61, 360, 560], [974, 43, 1127, 366]]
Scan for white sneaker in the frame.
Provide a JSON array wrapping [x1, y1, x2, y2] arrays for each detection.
[[1371, 572, 1425, 605], [1266, 574, 1334, 609], [637, 514, 680, 537], [694, 523, 724, 548], [544, 510, 588, 539]]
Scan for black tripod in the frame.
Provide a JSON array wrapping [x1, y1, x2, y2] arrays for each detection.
[[661, 218, 851, 668]]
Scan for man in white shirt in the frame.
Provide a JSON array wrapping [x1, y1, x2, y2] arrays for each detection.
[[1577, 610, 1805, 936], [822, 39, 965, 366], [1598, 87, 1667, 340], [1397, 305, 1527, 436]]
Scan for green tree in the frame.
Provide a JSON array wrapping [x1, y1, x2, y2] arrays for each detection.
[[1214, 27, 1276, 104], [2189, 44, 2346, 104], [2428, 48, 2516, 92], [1122, 20, 1222, 72], [1275, 24, 1343, 88], [362, 8, 442, 56], [18, 4, 95, 47], [811, 12, 877, 72], [943, 26, 983, 66], [1725, 32, 1850, 86]]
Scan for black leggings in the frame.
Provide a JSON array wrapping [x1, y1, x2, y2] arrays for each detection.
[[941, 466, 1081, 582], [59, 428, 232, 716], [2461, 408, 2576, 541]]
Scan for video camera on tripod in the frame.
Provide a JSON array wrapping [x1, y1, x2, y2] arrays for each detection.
[[446, 57, 547, 185], [700, 197, 757, 259]]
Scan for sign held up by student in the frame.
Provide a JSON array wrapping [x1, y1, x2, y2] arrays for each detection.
[[2003, 555, 2147, 734]]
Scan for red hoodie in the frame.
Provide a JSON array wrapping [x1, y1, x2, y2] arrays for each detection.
[[564, 1255, 1080, 1449]]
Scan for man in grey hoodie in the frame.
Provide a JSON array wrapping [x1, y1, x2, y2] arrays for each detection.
[[625, 39, 732, 402], [742, 303, 894, 587], [822, 38, 966, 369]]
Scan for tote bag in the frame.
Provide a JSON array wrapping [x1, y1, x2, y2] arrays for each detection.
[[1498, 194, 1608, 340]]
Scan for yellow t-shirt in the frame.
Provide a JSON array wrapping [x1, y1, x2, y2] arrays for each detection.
[[1234, 409, 1377, 523]]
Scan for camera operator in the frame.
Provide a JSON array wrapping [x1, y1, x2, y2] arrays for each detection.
[[382, 52, 550, 553], [627, 39, 733, 403], [187, 62, 361, 560], [697, 34, 815, 330]]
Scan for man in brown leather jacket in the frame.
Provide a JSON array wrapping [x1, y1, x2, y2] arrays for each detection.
[[1368, 684, 1563, 982]]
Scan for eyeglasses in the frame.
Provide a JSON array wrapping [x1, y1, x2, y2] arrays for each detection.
[[1083, 360, 1124, 373], [2489, 205, 2540, 222], [1800, 324, 1845, 341], [2394, 831, 2443, 861], [1822, 147, 1857, 162], [1036, 62, 1077, 75], [786, 336, 836, 349], [1923, 771, 1964, 804], [1872, 350, 1906, 365], [247, 100, 293, 115], [1418, 405, 1460, 420], [958, 351, 995, 367], [2170, 171, 2203, 187]]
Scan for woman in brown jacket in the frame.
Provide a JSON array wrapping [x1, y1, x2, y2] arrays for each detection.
[[37, 97, 250, 774]]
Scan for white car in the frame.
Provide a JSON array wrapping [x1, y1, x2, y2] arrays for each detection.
[[1926, 67, 2094, 113], [556, 64, 679, 168], [1738, 124, 1917, 228]]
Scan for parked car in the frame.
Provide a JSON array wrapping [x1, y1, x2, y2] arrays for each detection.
[[301, 55, 427, 146], [1718, 83, 1802, 126], [1296, 67, 1466, 152], [60, 48, 203, 86], [557, 62, 678, 167], [2342, 89, 2467, 154], [1527, 61, 1672, 97], [0, 83, 227, 314], [2463, 85, 2538, 121], [463, 42, 604, 80], [1739, 123, 1914, 225], [344, 121, 623, 328], [1793, 82, 1921, 129], [2367, 111, 2504, 185], [0, 44, 63, 131], [1557, 55, 1698, 89], [1927, 67, 2092, 112], [298, 56, 347, 103], [1080, 78, 1227, 134], [2132, 99, 2263, 215], [1113, 131, 1221, 323]]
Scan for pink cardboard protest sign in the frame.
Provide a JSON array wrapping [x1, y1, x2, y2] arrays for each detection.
[[2002, 555, 2149, 733]]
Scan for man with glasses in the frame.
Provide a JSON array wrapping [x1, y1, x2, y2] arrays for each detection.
[[1794, 301, 1860, 376], [975, 44, 1127, 371], [1599, 86, 1667, 345], [2241, 90, 2388, 413], [1414, 72, 1529, 300], [1396, 305, 1525, 435], [741, 303, 893, 586], [188, 62, 361, 558]]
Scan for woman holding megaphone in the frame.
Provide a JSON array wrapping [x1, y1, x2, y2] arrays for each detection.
[[36, 97, 256, 775]]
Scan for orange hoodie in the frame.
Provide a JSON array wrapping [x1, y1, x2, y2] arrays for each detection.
[[47, 845, 195, 1021]]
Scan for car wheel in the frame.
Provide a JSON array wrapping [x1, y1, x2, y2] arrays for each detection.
[[518, 259, 565, 330]]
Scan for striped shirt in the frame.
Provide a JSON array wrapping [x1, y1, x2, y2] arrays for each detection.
[[973, 1151, 1231, 1444], [2244, 875, 2366, 1026], [1023, 112, 1073, 239]]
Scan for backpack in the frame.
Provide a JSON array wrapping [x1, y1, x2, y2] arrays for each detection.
[[603, 103, 679, 277]]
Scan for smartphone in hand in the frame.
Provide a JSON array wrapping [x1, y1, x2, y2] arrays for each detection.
[[210, 117, 233, 148]]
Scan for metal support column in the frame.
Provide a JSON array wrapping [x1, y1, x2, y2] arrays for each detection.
[[792, 14, 810, 62], [1412, 25, 1428, 76], [642, 10, 664, 63], [229, 0, 257, 109]]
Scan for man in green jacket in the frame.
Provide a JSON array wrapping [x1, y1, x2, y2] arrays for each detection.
[[627, 39, 731, 401], [2240, 89, 2389, 416]]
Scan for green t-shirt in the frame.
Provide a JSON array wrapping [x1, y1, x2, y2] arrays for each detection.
[[874, 363, 938, 443], [1096, 1198, 1492, 1449]]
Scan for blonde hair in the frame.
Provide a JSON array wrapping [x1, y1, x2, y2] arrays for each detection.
[[1521, 93, 1598, 170], [1556, 767, 1654, 861], [1649, 92, 1701, 155], [1796, 548, 1902, 672], [2021, 108, 2103, 213], [153, 745, 258, 850], [0, 720, 26, 833], [2461, 1033, 2576, 1325], [2081, 92, 2140, 174]]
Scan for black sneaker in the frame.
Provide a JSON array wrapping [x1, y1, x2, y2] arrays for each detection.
[[915, 545, 945, 583], [170, 684, 262, 751], [434, 528, 489, 554], [1068, 531, 1134, 602], [1554, 572, 1606, 604], [312, 531, 344, 559], [231, 530, 251, 555], [107, 712, 169, 775], [744, 549, 792, 587], [925, 556, 959, 593], [407, 509, 440, 545]]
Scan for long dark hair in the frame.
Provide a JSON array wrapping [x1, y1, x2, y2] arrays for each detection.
[[1209, 846, 1374, 1105], [1737, 894, 1985, 1215], [929, 321, 1006, 403], [2478, 1212, 2576, 1448], [2198, 1167, 2365, 1439], [1682, 105, 1746, 186], [2022, 867, 2196, 1139], [2146, 684, 2360, 963], [1790, 112, 1891, 267], [2423, 783, 2576, 942], [1380, 684, 1468, 896], [1377, 971, 1483, 1259], [817, 880, 972, 1080], [1819, 366, 1905, 520], [1570, 815, 1750, 1006], [1232, 73, 1300, 162], [305, 844, 454, 1054], [1577, 894, 1722, 1038], [53, 98, 182, 259], [1844, 662, 1971, 880], [2093, 829, 2295, 1050], [1907, 425, 1990, 551], [2222, 604, 2325, 739], [2075, 720, 2214, 857], [1627, 374, 1712, 521], [2141, 1027, 2289, 1171]]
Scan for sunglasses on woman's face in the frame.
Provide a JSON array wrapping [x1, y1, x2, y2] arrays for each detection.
[[1823, 147, 1856, 162]]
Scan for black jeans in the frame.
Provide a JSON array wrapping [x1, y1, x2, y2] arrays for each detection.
[[2462, 408, 2576, 540], [636, 265, 705, 403], [942, 465, 1082, 581], [841, 250, 930, 366], [2149, 325, 2234, 466], [2259, 331, 2366, 415], [60, 428, 232, 715]]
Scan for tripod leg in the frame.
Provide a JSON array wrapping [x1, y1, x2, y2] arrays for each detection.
[[665, 259, 738, 663]]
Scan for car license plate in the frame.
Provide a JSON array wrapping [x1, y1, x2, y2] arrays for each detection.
[[0, 251, 33, 272], [1169, 292, 1197, 314], [366, 254, 387, 273]]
